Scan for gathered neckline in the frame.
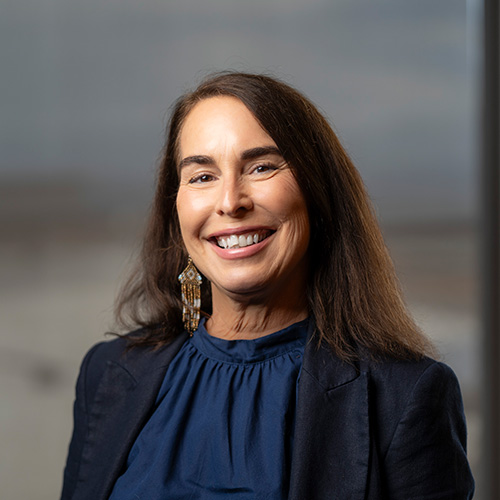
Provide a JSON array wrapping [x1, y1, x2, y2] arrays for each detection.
[[189, 317, 310, 365]]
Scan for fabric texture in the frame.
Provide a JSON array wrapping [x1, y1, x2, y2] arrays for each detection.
[[61, 320, 475, 500], [108, 318, 308, 499]]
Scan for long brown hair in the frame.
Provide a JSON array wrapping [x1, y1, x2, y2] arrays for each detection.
[[115, 72, 435, 361]]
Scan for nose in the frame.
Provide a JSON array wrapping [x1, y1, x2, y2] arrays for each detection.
[[215, 177, 253, 217]]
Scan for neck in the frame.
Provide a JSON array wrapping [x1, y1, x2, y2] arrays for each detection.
[[206, 286, 309, 340]]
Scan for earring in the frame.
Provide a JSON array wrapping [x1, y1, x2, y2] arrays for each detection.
[[178, 257, 202, 334]]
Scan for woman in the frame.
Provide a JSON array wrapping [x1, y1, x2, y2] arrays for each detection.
[[61, 72, 474, 499]]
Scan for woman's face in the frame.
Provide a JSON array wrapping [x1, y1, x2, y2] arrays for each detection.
[[176, 96, 310, 303]]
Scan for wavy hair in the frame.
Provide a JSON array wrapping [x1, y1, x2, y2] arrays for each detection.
[[115, 72, 435, 361]]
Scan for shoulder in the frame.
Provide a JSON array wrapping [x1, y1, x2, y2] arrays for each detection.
[[361, 355, 467, 455], [76, 329, 189, 410], [363, 357, 473, 496], [73, 332, 139, 414], [364, 355, 459, 403], [306, 340, 466, 451], [304, 334, 454, 399], [363, 355, 463, 418]]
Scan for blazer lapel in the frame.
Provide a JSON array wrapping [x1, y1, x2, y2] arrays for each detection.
[[73, 333, 189, 500], [289, 339, 370, 500]]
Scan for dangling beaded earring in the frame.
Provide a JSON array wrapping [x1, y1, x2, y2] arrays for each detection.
[[178, 257, 202, 334]]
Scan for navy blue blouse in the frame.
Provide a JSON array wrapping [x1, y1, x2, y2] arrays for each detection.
[[108, 318, 309, 500]]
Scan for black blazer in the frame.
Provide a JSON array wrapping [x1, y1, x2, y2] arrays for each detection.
[[61, 329, 474, 499]]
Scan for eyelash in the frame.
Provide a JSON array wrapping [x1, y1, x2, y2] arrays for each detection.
[[188, 173, 214, 184], [187, 162, 278, 184], [252, 162, 277, 174]]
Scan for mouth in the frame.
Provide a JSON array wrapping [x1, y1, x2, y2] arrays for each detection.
[[211, 229, 275, 249]]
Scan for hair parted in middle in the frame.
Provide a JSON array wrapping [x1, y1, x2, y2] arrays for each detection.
[[115, 71, 435, 362]]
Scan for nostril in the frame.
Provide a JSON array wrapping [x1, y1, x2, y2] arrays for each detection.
[[217, 202, 253, 217], [216, 182, 253, 215]]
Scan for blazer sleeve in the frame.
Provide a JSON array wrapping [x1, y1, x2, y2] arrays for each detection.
[[60, 342, 105, 500], [382, 361, 474, 499]]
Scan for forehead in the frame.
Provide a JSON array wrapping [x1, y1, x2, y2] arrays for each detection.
[[184, 96, 252, 125], [179, 96, 274, 154]]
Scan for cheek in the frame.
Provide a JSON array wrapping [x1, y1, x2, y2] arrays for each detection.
[[279, 192, 310, 248], [176, 191, 196, 242], [263, 181, 309, 228], [288, 207, 310, 252], [176, 189, 211, 240]]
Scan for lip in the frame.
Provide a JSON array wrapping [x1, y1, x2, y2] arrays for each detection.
[[207, 226, 276, 260], [207, 225, 275, 239]]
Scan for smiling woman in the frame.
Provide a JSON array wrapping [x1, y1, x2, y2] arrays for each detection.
[[61, 73, 474, 499], [176, 97, 310, 338]]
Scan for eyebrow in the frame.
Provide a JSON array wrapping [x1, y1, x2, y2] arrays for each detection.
[[240, 146, 282, 160], [178, 155, 213, 170], [178, 146, 283, 170]]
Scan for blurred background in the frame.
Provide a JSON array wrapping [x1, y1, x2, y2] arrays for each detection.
[[1, 0, 485, 498]]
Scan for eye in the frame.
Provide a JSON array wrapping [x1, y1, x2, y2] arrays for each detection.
[[252, 162, 277, 174], [189, 173, 216, 184]]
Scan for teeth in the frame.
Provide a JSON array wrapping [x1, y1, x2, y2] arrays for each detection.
[[216, 231, 269, 249]]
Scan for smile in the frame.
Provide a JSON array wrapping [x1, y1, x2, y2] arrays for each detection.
[[215, 230, 273, 249]]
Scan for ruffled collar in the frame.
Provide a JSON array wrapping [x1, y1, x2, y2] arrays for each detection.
[[190, 317, 309, 364]]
